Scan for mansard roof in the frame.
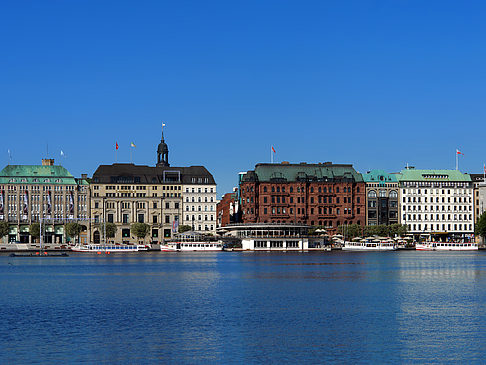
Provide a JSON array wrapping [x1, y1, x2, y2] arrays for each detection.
[[241, 162, 363, 183], [92, 163, 216, 185]]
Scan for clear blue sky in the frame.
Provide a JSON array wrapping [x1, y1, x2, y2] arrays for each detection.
[[1, 1, 485, 196]]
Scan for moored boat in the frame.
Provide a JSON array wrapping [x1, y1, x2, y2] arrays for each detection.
[[415, 242, 478, 251], [342, 237, 397, 251], [71, 244, 148, 252]]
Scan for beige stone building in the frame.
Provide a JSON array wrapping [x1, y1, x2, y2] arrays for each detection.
[[89, 127, 217, 243]]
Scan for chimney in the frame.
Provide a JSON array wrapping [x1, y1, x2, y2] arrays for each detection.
[[81, 174, 88, 179], [42, 159, 54, 166]]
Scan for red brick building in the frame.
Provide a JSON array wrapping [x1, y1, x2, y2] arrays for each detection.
[[239, 162, 365, 229], [217, 188, 239, 227]]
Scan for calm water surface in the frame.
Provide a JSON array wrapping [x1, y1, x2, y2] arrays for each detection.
[[1, 251, 486, 364]]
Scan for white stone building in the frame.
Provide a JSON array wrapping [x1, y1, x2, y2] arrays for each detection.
[[182, 168, 217, 233], [398, 168, 474, 241]]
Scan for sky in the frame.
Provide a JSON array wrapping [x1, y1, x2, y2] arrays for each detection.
[[1, 0, 486, 196]]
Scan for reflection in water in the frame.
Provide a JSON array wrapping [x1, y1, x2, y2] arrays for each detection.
[[1, 251, 486, 363]]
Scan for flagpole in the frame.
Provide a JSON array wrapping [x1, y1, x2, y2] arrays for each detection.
[[271, 146, 273, 164], [130, 147, 132, 163], [456, 151, 458, 170]]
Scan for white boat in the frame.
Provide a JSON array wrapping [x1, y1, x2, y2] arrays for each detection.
[[160, 244, 178, 252], [415, 242, 478, 251], [71, 244, 148, 252], [342, 238, 397, 251], [167, 241, 223, 251], [167, 231, 223, 252]]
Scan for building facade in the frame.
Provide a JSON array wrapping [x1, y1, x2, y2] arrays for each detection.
[[0, 159, 90, 244], [362, 170, 400, 226], [469, 174, 486, 223], [398, 168, 474, 240], [90, 127, 217, 243], [217, 188, 239, 227], [239, 162, 366, 230]]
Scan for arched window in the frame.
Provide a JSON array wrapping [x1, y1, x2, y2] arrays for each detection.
[[389, 190, 398, 198], [368, 190, 377, 198], [379, 190, 387, 198]]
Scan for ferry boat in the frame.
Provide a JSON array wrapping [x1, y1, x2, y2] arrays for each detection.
[[415, 242, 478, 251], [166, 231, 223, 252], [342, 238, 397, 251], [71, 244, 148, 253]]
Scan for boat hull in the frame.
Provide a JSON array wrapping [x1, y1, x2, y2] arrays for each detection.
[[71, 244, 147, 252], [415, 243, 478, 251]]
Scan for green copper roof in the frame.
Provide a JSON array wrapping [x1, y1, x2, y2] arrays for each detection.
[[0, 164, 78, 185], [244, 163, 363, 182], [362, 170, 398, 183], [397, 169, 472, 182]]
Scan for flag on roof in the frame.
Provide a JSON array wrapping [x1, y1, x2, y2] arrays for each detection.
[[131, 142, 136, 148]]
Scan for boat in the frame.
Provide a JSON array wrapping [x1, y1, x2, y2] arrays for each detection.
[[166, 231, 223, 252], [71, 244, 148, 252], [342, 237, 397, 251], [415, 242, 478, 251], [160, 244, 178, 252]]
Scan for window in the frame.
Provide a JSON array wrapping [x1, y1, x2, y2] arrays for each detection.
[[165, 215, 170, 224], [138, 214, 144, 223], [153, 202, 157, 209], [122, 214, 129, 224], [153, 215, 157, 223], [368, 190, 377, 198]]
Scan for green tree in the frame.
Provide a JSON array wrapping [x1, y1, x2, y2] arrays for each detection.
[[178, 225, 192, 233], [99, 222, 117, 242], [475, 212, 486, 239], [0, 221, 8, 243], [337, 224, 362, 239], [131, 223, 150, 243], [65, 222, 83, 244], [29, 223, 40, 242]]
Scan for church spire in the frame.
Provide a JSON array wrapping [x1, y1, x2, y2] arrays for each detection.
[[157, 122, 170, 167]]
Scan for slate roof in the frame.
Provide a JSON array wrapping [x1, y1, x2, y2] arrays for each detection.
[[91, 163, 216, 185]]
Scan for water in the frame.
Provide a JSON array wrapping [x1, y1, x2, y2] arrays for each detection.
[[2, 251, 486, 364]]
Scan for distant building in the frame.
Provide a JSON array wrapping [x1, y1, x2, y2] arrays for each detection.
[[239, 162, 366, 230], [217, 188, 239, 227], [469, 174, 486, 223], [90, 126, 217, 244], [0, 159, 90, 244], [397, 168, 474, 240], [362, 170, 400, 226]]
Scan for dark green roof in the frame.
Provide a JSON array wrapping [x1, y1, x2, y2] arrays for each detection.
[[242, 163, 363, 183], [0, 164, 78, 185], [362, 170, 398, 183]]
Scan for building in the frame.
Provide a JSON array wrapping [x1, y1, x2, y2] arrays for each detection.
[[362, 170, 400, 226], [181, 167, 217, 233], [90, 126, 217, 244], [398, 168, 474, 240], [0, 159, 90, 244], [216, 188, 239, 227], [469, 173, 486, 223], [239, 162, 365, 230]]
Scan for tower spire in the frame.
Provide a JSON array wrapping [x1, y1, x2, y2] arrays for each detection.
[[156, 122, 169, 167]]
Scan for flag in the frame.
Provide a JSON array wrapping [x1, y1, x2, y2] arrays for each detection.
[[60, 150, 65, 157], [131, 142, 136, 148], [456, 149, 464, 155], [272, 146, 276, 153], [116, 142, 119, 150], [484, 164, 486, 174]]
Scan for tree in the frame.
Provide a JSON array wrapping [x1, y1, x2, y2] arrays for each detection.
[[29, 223, 40, 242], [178, 225, 192, 233], [0, 221, 8, 243], [65, 222, 83, 244], [131, 223, 150, 243], [475, 212, 486, 239], [99, 222, 117, 242], [337, 224, 362, 239]]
